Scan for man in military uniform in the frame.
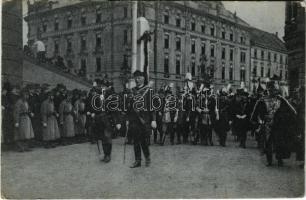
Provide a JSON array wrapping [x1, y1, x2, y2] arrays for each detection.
[[181, 91, 196, 144], [214, 88, 230, 147], [161, 86, 178, 145], [85, 88, 97, 144], [153, 88, 164, 145], [251, 76, 297, 166], [195, 85, 216, 146], [230, 88, 249, 148], [126, 70, 156, 168], [92, 80, 121, 163]]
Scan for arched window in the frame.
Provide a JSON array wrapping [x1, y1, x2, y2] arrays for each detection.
[[210, 44, 215, 57], [221, 28, 226, 39], [210, 24, 215, 36]]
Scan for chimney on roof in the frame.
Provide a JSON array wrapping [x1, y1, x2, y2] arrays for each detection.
[[275, 32, 278, 37]]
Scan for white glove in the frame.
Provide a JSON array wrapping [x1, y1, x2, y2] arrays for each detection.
[[56, 113, 59, 118], [87, 112, 91, 115], [151, 121, 157, 129], [15, 123, 19, 128], [229, 121, 232, 125], [91, 113, 95, 118], [174, 116, 178, 123], [43, 123, 47, 127], [30, 113, 34, 117], [186, 117, 189, 122], [196, 107, 202, 113], [116, 124, 121, 130], [2, 106, 5, 110], [126, 120, 129, 126]]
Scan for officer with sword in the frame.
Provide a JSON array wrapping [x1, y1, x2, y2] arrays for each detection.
[[125, 70, 156, 168], [92, 79, 122, 163]]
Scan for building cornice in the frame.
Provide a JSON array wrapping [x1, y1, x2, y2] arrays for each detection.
[[160, 1, 251, 32]]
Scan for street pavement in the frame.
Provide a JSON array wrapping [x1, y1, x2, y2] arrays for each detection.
[[1, 134, 304, 199]]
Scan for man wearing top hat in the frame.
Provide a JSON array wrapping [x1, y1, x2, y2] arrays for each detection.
[[126, 70, 156, 168]]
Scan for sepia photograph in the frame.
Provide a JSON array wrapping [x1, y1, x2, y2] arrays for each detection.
[[1, 0, 305, 198]]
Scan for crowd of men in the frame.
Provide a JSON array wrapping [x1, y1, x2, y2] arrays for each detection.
[[1, 70, 305, 168], [24, 39, 85, 77]]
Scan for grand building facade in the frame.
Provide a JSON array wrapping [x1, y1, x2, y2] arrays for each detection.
[[283, 1, 305, 92], [25, 1, 287, 92], [250, 28, 288, 90]]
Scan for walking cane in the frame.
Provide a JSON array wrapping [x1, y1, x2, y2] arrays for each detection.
[[96, 139, 101, 155], [123, 123, 129, 164]]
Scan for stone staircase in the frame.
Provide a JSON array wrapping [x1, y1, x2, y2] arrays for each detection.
[[23, 55, 92, 90]]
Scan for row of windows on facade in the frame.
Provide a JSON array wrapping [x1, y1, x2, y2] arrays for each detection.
[[253, 49, 287, 64], [51, 29, 131, 53], [66, 57, 103, 73], [163, 14, 246, 44], [164, 35, 246, 62], [39, 8, 246, 45], [162, 55, 246, 81], [163, 57, 287, 81], [63, 56, 287, 81], [52, 33, 105, 54], [252, 66, 288, 80], [41, 7, 129, 33]]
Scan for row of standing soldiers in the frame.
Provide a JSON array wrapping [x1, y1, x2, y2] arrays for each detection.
[[151, 84, 254, 149], [2, 74, 304, 167]]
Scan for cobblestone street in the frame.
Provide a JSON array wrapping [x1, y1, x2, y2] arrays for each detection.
[[1, 135, 304, 199]]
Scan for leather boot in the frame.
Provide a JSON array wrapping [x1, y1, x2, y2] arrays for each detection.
[[145, 158, 151, 167], [130, 161, 141, 168], [103, 155, 111, 163]]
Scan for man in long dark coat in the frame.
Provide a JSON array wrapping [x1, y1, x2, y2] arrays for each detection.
[[92, 80, 121, 163], [251, 76, 298, 166], [214, 89, 230, 147], [126, 70, 156, 168], [85, 88, 97, 144], [230, 88, 249, 148]]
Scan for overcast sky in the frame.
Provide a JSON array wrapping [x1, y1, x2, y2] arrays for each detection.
[[22, 1, 286, 44], [223, 1, 285, 40]]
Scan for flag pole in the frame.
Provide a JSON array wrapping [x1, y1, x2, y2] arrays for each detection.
[[131, 1, 138, 74]]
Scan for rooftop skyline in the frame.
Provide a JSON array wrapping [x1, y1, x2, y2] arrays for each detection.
[[223, 1, 285, 40], [22, 1, 286, 44]]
